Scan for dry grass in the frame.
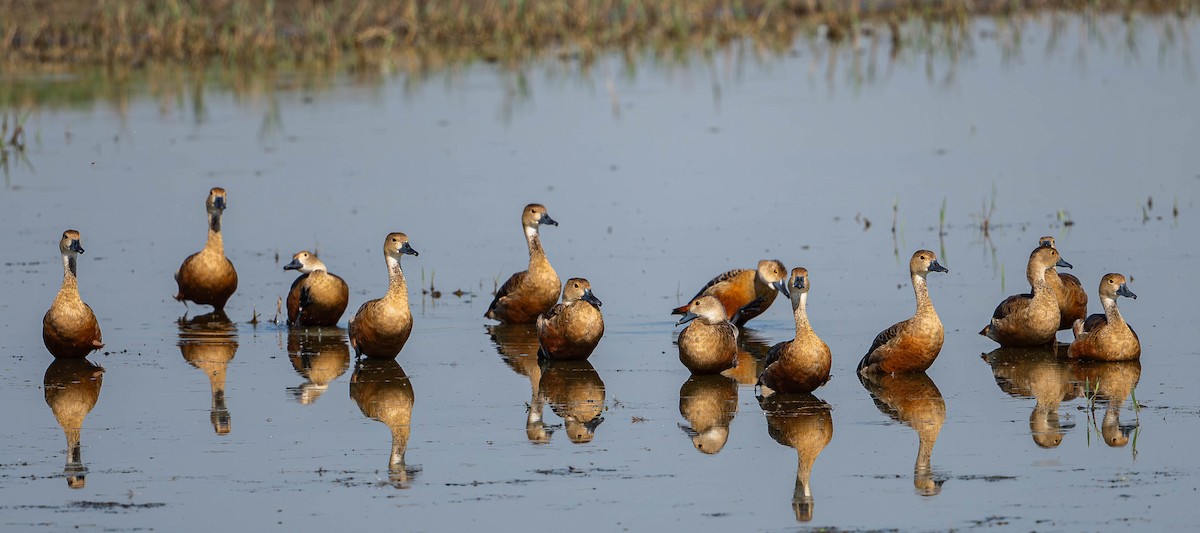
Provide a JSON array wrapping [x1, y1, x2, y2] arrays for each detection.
[[1, 0, 1194, 68]]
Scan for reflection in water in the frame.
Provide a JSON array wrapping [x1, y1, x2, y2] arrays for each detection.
[[984, 346, 1078, 448], [539, 360, 606, 444], [350, 359, 418, 488], [1074, 361, 1142, 448], [721, 329, 770, 386], [43, 358, 104, 489], [678, 374, 738, 454], [759, 393, 833, 522], [286, 328, 351, 405], [859, 372, 947, 496], [177, 311, 238, 435], [486, 324, 554, 443]]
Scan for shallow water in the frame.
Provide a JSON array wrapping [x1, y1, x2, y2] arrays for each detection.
[[2, 12, 1200, 532]]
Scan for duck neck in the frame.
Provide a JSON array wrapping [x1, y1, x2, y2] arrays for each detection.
[[61, 253, 79, 293], [1027, 263, 1050, 297], [206, 212, 224, 255], [912, 273, 935, 315], [385, 255, 410, 304], [1101, 296, 1124, 326], [792, 293, 812, 336], [525, 226, 548, 269]]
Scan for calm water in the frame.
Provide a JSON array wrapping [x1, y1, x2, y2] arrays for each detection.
[[2, 12, 1199, 532]]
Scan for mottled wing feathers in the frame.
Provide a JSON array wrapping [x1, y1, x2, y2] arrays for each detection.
[[488, 270, 528, 314], [731, 297, 766, 327], [858, 320, 905, 372], [992, 293, 1033, 321], [1081, 313, 1107, 333], [673, 268, 750, 314]]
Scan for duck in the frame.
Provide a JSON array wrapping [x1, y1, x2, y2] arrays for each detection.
[[348, 233, 419, 359], [1067, 273, 1140, 361], [1038, 236, 1088, 330], [283, 250, 350, 327], [42, 230, 104, 359], [759, 268, 832, 395], [676, 295, 739, 374], [536, 278, 604, 360], [672, 259, 788, 327], [980, 246, 1072, 347], [857, 250, 948, 375], [174, 187, 238, 311], [485, 204, 560, 324]]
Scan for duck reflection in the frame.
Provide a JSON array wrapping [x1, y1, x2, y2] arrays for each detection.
[[1074, 360, 1141, 447], [678, 374, 738, 454], [984, 346, 1078, 448], [759, 393, 833, 522], [859, 372, 946, 496], [43, 358, 104, 488], [177, 311, 237, 435], [286, 328, 351, 405], [350, 359, 418, 487], [539, 360, 606, 444], [721, 328, 771, 386], [486, 324, 554, 443]]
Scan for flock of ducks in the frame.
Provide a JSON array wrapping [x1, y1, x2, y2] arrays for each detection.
[[43, 189, 1142, 399]]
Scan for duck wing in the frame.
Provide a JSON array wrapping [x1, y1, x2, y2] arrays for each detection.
[[672, 268, 749, 314], [992, 293, 1033, 320], [487, 270, 528, 315]]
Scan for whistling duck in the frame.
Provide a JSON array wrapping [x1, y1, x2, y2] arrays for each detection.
[[672, 259, 788, 327], [857, 250, 948, 375], [1039, 236, 1088, 330], [485, 204, 560, 324], [1067, 273, 1140, 361], [42, 230, 103, 359], [175, 187, 238, 311], [759, 268, 831, 395], [536, 278, 604, 360], [348, 233, 419, 359], [283, 250, 350, 327], [980, 246, 1072, 347], [676, 295, 739, 374]]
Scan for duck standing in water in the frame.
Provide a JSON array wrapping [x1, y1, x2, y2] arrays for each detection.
[[672, 259, 788, 327], [1038, 236, 1088, 330], [980, 246, 1072, 347], [536, 278, 604, 360], [676, 295, 739, 374], [348, 233, 419, 359], [858, 251, 948, 375], [759, 268, 831, 395], [43, 230, 104, 359], [283, 250, 350, 327], [175, 187, 237, 312], [485, 204, 560, 324], [1067, 273, 1140, 361]]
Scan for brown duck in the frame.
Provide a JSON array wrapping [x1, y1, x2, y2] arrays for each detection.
[[759, 268, 831, 395], [672, 259, 788, 327], [1067, 273, 1140, 361], [1039, 236, 1088, 330], [175, 187, 238, 311], [43, 230, 104, 359], [283, 250, 350, 327], [485, 204, 560, 324], [348, 233, 419, 359], [858, 250, 948, 375], [536, 278, 604, 360], [980, 246, 1072, 347], [676, 295, 739, 374]]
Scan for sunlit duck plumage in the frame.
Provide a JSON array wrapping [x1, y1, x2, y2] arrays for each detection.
[[1039, 236, 1088, 330], [174, 187, 238, 311], [536, 278, 604, 360], [672, 259, 788, 327], [1067, 273, 1140, 361], [283, 251, 350, 327], [980, 246, 1072, 347], [43, 230, 103, 359], [759, 268, 831, 395], [676, 295, 739, 374], [485, 204, 560, 324], [348, 233, 419, 359], [857, 250, 948, 375]]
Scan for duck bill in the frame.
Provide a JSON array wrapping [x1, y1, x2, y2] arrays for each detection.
[[540, 214, 558, 226], [676, 311, 699, 326], [283, 258, 303, 271], [581, 289, 602, 307], [1055, 258, 1072, 269], [1116, 283, 1137, 299], [772, 279, 790, 298], [69, 240, 85, 254], [213, 196, 226, 210], [400, 242, 419, 256], [929, 260, 949, 273]]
